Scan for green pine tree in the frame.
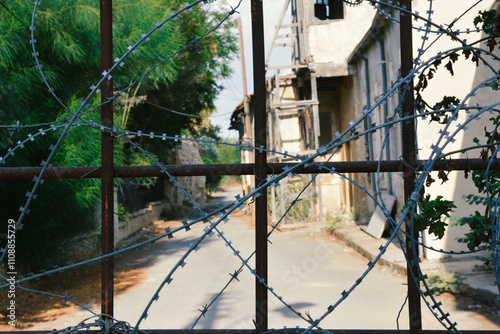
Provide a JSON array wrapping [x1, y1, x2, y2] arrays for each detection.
[[0, 0, 237, 271]]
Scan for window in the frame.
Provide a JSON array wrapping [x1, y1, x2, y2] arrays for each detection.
[[314, 0, 344, 20]]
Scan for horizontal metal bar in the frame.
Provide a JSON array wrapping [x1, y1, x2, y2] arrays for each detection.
[[0, 158, 496, 180], [3, 330, 500, 334]]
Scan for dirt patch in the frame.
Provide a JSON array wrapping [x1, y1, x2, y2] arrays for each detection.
[[0, 255, 146, 330]]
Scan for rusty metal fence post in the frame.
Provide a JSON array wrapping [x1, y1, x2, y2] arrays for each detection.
[[100, 0, 114, 317], [399, 0, 422, 331], [251, 0, 268, 331]]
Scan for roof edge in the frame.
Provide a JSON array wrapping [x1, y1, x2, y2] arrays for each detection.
[[347, 4, 396, 64]]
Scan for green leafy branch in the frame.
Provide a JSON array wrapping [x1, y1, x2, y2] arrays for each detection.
[[415, 10, 500, 117], [410, 10, 500, 252], [413, 195, 456, 239], [473, 9, 500, 50], [455, 211, 491, 251]]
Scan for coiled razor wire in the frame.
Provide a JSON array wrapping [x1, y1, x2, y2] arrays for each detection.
[[1, 0, 500, 333], [46, 314, 149, 334]]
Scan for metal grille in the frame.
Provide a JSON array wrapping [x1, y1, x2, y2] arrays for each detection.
[[1, 0, 500, 333]]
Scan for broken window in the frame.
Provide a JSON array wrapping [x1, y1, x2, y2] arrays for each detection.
[[314, 0, 344, 20]]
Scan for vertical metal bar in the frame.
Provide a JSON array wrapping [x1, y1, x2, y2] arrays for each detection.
[[251, 0, 268, 331], [400, 0, 422, 331], [100, 0, 114, 317], [310, 71, 323, 221]]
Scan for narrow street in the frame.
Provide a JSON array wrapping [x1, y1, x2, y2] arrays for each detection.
[[27, 187, 499, 331]]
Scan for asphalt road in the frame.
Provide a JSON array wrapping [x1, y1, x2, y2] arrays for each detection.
[[28, 187, 499, 331]]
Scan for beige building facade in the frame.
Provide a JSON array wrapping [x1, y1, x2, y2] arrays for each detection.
[[231, 0, 500, 257]]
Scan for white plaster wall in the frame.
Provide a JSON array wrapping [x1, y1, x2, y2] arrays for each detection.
[[272, 80, 302, 155], [278, 115, 302, 153], [346, 0, 498, 258], [350, 19, 404, 217], [412, 0, 498, 258], [304, 0, 376, 72]]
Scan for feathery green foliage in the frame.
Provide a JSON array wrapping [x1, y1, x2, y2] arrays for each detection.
[[0, 0, 237, 271]]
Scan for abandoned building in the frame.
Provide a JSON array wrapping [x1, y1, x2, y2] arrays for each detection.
[[230, 0, 500, 258]]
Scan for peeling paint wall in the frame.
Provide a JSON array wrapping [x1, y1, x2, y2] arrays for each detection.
[[346, 0, 499, 258], [348, 17, 403, 219], [302, 0, 376, 75]]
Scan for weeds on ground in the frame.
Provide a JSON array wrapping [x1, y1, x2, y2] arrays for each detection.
[[473, 256, 494, 272], [325, 213, 343, 233], [425, 264, 465, 295]]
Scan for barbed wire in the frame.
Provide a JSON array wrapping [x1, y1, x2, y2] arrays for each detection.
[[1, 0, 500, 332]]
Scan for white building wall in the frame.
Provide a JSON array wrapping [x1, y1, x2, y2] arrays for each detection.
[[412, 0, 498, 258], [302, 0, 376, 75], [350, 19, 404, 217], [348, 0, 498, 258]]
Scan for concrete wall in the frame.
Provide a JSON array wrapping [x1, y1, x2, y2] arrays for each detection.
[[346, 0, 498, 258], [269, 77, 302, 156], [115, 141, 206, 245], [167, 141, 206, 205], [412, 0, 499, 258], [115, 201, 170, 245], [302, 0, 375, 76], [349, 17, 404, 219]]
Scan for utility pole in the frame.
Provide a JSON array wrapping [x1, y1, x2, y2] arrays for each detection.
[[237, 17, 252, 139]]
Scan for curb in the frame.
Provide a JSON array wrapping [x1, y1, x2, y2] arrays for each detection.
[[331, 225, 500, 309], [331, 226, 407, 276]]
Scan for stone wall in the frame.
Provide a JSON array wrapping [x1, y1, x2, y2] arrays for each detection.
[[115, 141, 206, 244], [115, 201, 171, 245], [166, 141, 207, 205]]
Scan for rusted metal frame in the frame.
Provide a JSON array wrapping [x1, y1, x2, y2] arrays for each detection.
[[6, 329, 500, 334], [399, 0, 422, 331], [100, 0, 114, 317], [1, 2, 498, 333], [251, 0, 268, 331], [0, 158, 494, 179]]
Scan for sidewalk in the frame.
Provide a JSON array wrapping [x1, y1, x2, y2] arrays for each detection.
[[331, 221, 500, 309]]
